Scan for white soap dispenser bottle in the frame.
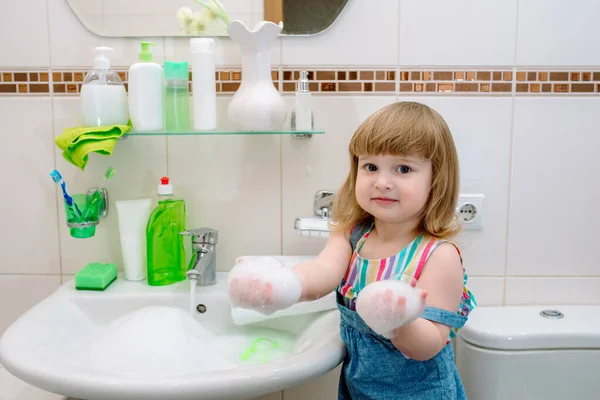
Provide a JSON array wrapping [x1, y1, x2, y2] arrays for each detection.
[[291, 71, 314, 132], [128, 41, 164, 131], [80, 46, 129, 127]]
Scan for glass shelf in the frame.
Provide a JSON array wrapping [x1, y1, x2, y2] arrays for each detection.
[[124, 130, 325, 137]]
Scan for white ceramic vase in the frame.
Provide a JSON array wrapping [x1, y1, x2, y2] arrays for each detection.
[[227, 20, 286, 131]]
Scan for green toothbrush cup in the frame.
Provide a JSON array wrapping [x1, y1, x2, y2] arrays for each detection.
[[64, 191, 106, 239]]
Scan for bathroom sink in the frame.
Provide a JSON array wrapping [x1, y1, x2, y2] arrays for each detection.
[[0, 272, 344, 400]]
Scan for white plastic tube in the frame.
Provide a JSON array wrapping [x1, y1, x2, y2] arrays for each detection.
[[115, 199, 152, 281]]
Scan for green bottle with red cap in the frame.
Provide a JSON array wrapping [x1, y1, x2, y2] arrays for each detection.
[[146, 176, 187, 286]]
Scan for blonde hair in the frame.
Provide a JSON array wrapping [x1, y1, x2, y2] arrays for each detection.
[[331, 101, 460, 239]]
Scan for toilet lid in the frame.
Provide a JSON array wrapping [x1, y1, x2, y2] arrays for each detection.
[[458, 305, 600, 350]]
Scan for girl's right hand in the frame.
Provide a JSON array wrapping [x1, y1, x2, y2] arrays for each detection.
[[227, 257, 303, 315]]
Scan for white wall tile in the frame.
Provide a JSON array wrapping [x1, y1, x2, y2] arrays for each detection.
[[253, 0, 265, 20], [399, 0, 518, 66], [399, 97, 513, 277], [466, 277, 505, 306], [281, 0, 399, 66], [508, 98, 600, 276], [167, 97, 281, 271], [0, 275, 60, 335], [61, 274, 74, 285], [517, 0, 600, 66], [52, 98, 167, 274], [165, 35, 281, 68], [0, 0, 50, 67], [0, 99, 59, 275], [505, 277, 600, 305], [281, 96, 397, 256], [283, 366, 340, 400], [48, 0, 165, 67]]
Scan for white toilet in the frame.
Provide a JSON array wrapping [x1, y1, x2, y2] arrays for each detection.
[[455, 305, 600, 400]]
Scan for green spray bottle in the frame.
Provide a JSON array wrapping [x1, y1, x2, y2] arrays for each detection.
[[146, 176, 186, 286]]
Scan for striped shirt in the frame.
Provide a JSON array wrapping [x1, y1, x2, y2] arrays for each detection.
[[337, 224, 476, 339]]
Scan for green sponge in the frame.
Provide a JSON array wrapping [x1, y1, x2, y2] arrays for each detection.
[[75, 262, 118, 290]]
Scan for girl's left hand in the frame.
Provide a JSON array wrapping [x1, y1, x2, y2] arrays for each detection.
[[356, 280, 427, 338]]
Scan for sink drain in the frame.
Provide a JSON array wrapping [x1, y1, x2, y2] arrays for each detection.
[[196, 304, 207, 313], [539, 309, 564, 319]]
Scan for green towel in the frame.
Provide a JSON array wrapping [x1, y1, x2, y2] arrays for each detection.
[[54, 122, 131, 171]]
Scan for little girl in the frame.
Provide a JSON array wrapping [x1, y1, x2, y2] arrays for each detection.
[[228, 101, 476, 399]]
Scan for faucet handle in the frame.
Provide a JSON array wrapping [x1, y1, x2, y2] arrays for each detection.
[[180, 228, 218, 244], [314, 190, 334, 219]]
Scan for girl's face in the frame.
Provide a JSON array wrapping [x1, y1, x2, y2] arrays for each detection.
[[355, 154, 432, 226]]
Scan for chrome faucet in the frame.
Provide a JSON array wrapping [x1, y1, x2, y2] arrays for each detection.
[[180, 228, 218, 286]]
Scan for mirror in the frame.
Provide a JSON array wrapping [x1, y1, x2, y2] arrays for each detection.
[[66, 0, 350, 37]]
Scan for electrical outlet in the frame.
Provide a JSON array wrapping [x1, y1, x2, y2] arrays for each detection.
[[456, 194, 484, 229]]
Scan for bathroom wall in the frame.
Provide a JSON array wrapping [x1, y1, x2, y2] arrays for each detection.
[[1, 0, 600, 399]]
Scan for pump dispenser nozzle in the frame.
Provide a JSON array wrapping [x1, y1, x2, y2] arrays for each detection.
[[93, 46, 114, 70], [297, 70, 310, 93], [139, 41, 156, 62]]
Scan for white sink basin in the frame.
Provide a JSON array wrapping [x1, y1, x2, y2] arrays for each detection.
[[0, 272, 344, 400]]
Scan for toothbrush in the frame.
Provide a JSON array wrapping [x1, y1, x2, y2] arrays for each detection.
[[50, 169, 82, 218], [96, 166, 115, 192], [81, 166, 115, 220]]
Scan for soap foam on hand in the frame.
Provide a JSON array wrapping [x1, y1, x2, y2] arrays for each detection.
[[355, 280, 427, 339], [228, 256, 303, 315], [228, 256, 338, 325]]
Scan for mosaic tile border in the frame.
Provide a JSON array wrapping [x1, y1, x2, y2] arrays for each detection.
[[280, 69, 397, 93], [3, 68, 600, 96], [1, 71, 51, 94]]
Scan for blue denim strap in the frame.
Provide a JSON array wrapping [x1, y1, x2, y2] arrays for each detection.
[[349, 222, 371, 252], [421, 306, 467, 329]]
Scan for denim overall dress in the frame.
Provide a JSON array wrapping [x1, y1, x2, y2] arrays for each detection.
[[336, 223, 477, 399]]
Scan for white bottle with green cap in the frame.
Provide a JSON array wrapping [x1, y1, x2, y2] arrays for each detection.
[[128, 41, 164, 131]]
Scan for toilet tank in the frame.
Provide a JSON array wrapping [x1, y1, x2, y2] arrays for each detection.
[[455, 305, 600, 400]]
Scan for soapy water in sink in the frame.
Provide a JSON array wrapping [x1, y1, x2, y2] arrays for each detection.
[[78, 305, 296, 376], [211, 327, 296, 367], [84, 306, 232, 375], [185, 279, 296, 367]]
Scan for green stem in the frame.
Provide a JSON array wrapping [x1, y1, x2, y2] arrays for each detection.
[[193, 0, 231, 25]]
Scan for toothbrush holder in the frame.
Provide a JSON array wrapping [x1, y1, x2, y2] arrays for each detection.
[[64, 190, 108, 239]]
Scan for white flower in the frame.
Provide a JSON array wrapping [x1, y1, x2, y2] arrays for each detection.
[[177, 2, 230, 34]]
